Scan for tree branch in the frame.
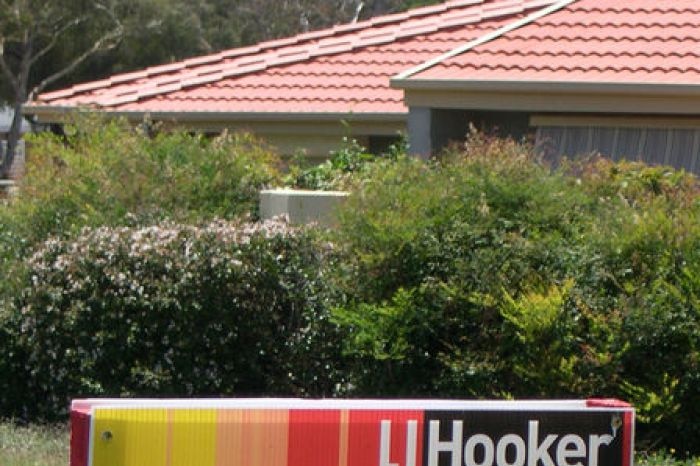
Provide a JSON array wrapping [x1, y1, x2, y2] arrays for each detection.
[[28, 24, 123, 100], [30, 16, 88, 66], [0, 40, 20, 94]]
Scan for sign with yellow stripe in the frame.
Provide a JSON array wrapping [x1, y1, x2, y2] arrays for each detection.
[[70, 399, 635, 466]]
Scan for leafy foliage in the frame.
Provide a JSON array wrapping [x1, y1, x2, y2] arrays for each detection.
[[285, 136, 405, 190], [1, 116, 278, 253], [637, 452, 700, 466], [0, 115, 280, 324], [331, 133, 700, 454], [2, 127, 700, 458]]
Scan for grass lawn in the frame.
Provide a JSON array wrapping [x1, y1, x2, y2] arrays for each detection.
[[0, 422, 68, 466]]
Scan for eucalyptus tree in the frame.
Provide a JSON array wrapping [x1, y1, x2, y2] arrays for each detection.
[[0, 0, 126, 178]]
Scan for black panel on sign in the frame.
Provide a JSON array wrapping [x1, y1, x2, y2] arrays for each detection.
[[422, 410, 624, 466]]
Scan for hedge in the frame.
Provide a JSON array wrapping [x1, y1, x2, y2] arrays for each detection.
[[0, 116, 281, 322], [0, 116, 280, 263], [2, 128, 699, 456], [331, 134, 700, 455], [1, 218, 343, 419]]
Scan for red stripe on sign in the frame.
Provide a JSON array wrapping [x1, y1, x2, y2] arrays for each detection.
[[346, 410, 424, 466], [70, 408, 91, 466], [586, 398, 632, 408], [622, 411, 634, 466], [288, 409, 341, 466]]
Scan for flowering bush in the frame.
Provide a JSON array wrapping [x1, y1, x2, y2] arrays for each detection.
[[0, 116, 282, 344], [3, 218, 343, 419]]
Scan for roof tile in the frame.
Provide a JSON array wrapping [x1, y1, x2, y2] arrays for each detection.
[[410, 0, 700, 86], [31, 0, 555, 115]]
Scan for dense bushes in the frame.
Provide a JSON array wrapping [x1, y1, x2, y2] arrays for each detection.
[[0, 116, 281, 314], [1, 218, 343, 419], [1, 126, 699, 456], [1, 116, 279, 259], [331, 135, 700, 454]]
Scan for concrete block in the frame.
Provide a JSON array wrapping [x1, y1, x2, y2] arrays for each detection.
[[260, 188, 349, 226]]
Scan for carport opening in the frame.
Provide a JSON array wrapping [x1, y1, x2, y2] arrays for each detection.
[[431, 109, 533, 153]]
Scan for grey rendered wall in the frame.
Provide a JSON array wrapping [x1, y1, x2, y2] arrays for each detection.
[[536, 126, 700, 173]]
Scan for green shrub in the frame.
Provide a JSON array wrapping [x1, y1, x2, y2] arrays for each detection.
[[331, 133, 700, 453], [0, 116, 281, 322], [284, 136, 404, 190], [2, 116, 280, 256], [3, 218, 343, 420]]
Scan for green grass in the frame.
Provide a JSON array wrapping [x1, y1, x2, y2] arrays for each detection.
[[637, 451, 700, 466], [0, 422, 68, 466]]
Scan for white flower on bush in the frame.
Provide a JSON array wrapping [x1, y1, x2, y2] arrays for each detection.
[[29, 217, 302, 292]]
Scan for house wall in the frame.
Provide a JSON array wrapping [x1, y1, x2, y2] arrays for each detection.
[[406, 91, 700, 173], [533, 115, 700, 173], [160, 117, 405, 160]]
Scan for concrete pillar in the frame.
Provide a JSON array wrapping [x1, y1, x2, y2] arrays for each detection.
[[407, 107, 432, 159], [0, 140, 25, 180]]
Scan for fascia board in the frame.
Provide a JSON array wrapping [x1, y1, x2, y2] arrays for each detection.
[[402, 88, 700, 115], [23, 106, 407, 124], [393, 78, 700, 97]]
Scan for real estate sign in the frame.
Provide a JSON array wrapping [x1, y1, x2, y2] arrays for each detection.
[[70, 399, 634, 466]]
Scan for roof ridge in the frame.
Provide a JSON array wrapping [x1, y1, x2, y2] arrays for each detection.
[[393, 0, 576, 81], [37, 0, 558, 106]]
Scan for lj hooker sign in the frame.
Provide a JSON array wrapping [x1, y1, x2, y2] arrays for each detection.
[[69, 399, 634, 466]]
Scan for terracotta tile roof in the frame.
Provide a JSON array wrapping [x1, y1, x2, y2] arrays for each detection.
[[30, 0, 557, 116], [404, 0, 700, 86]]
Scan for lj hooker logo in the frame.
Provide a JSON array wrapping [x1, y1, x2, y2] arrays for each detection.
[[378, 411, 626, 466]]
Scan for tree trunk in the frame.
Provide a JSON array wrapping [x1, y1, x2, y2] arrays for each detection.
[[0, 99, 25, 180], [1, 35, 31, 180]]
